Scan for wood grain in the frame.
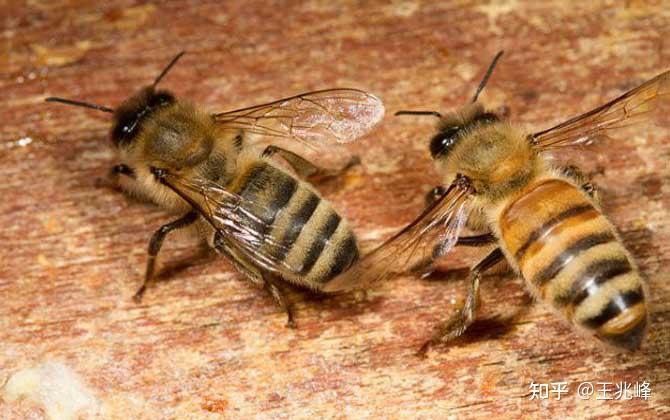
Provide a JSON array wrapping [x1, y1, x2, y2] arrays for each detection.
[[1, 1, 669, 418]]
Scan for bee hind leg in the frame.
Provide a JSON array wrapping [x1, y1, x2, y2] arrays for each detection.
[[417, 247, 504, 356], [264, 276, 296, 329], [216, 240, 296, 328], [133, 211, 198, 303], [262, 145, 360, 183], [410, 233, 497, 278]]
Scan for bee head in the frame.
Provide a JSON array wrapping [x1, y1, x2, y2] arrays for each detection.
[[395, 51, 505, 161], [430, 105, 499, 159], [45, 51, 186, 149], [110, 86, 176, 147]]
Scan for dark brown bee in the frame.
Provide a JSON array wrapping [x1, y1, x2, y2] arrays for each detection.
[[325, 51, 668, 352], [46, 52, 384, 326]]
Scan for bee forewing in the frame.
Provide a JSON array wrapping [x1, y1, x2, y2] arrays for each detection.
[[212, 89, 385, 147], [532, 70, 670, 150], [322, 180, 471, 293], [165, 175, 303, 277]]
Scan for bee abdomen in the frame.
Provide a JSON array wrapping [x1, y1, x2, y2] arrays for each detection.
[[283, 198, 359, 289], [500, 179, 648, 350], [233, 162, 358, 289], [235, 162, 298, 228]]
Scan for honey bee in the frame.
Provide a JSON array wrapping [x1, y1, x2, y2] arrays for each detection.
[[324, 51, 669, 352], [46, 51, 384, 326]]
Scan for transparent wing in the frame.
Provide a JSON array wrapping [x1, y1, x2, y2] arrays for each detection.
[[532, 70, 670, 150], [160, 174, 301, 277], [213, 88, 385, 148], [322, 178, 472, 293]]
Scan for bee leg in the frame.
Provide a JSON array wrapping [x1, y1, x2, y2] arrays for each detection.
[[133, 211, 198, 303], [561, 165, 599, 202], [418, 247, 504, 356], [216, 244, 265, 287], [95, 164, 135, 190], [410, 233, 496, 276], [424, 186, 447, 208], [111, 163, 135, 178], [580, 182, 599, 204], [216, 240, 296, 327], [264, 276, 296, 328], [456, 233, 496, 247], [262, 145, 360, 183]]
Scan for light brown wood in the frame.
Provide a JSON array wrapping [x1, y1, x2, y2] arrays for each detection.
[[1, 1, 669, 418]]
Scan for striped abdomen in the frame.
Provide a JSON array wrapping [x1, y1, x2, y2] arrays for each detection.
[[499, 179, 648, 350], [229, 161, 359, 289]]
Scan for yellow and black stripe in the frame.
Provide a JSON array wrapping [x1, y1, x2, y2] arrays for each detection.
[[230, 161, 359, 289], [500, 179, 647, 350]]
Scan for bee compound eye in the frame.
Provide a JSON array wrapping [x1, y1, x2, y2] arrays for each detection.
[[430, 126, 460, 158]]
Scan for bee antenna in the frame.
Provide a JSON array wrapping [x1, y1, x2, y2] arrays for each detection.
[[471, 50, 504, 103], [394, 110, 443, 118], [153, 51, 186, 88], [45, 97, 114, 113]]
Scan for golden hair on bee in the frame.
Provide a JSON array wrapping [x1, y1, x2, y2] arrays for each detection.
[[326, 51, 667, 354], [46, 51, 385, 327]]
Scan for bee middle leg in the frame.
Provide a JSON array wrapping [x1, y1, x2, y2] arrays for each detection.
[[410, 233, 497, 276], [418, 247, 504, 356], [133, 211, 198, 302], [262, 145, 360, 183], [456, 233, 496, 247]]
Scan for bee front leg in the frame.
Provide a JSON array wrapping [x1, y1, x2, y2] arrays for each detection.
[[111, 163, 135, 178], [95, 164, 135, 191], [418, 247, 504, 356], [133, 211, 198, 302], [262, 145, 360, 183], [424, 186, 447, 208]]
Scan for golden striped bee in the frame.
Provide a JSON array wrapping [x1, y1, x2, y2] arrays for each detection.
[[46, 51, 384, 326], [325, 51, 669, 352]]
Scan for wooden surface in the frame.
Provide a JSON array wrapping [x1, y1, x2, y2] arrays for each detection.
[[2, 1, 670, 418]]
